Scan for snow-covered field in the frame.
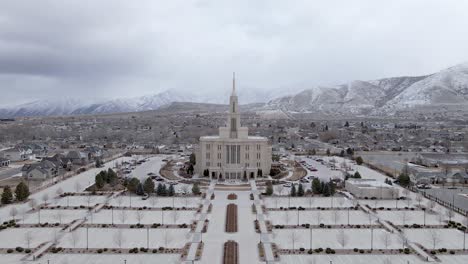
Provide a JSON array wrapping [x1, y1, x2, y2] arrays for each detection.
[[376, 210, 445, 226], [88, 209, 197, 225], [273, 228, 401, 249], [58, 227, 190, 249], [404, 228, 467, 250], [52, 195, 109, 207], [20, 209, 89, 224], [264, 196, 352, 209], [0, 228, 61, 248], [107, 195, 201, 208], [37, 253, 181, 264], [267, 210, 372, 225], [280, 254, 425, 264]]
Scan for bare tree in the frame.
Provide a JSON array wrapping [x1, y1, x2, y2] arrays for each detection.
[[55, 210, 64, 224], [74, 181, 82, 193], [119, 210, 127, 224], [400, 211, 411, 225], [41, 193, 49, 206], [428, 229, 441, 249], [9, 207, 18, 221], [336, 229, 348, 248], [24, 231, 33, 248], [86, 196, 93, 208], [113, 229, 125, 249], [316, 211, 322, 225], [427, 200, 437, 213], [283, 211, 292, 225], [164, 230, 173, 247], [289, 231, 301, 250], [28, 199, 37, 211], [333, 210, 341, 225], [117, 196, 124, 207], [55, 187, 64, 200], [380, 232, 392, 249], [415, 193, 423, 207], [445, 209, 455, 222], [383, 258, 392, 264], [70, 230, 80, 248], [276, 185, 285, 196], [397, 231, 408, 248], [172, 210, 180, 224], [135, 210, 145, 224]]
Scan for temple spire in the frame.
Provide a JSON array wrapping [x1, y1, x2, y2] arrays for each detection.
[[232, 72, 236, 95]]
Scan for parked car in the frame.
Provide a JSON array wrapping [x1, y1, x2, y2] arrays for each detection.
[[283, 183, 292, 187]]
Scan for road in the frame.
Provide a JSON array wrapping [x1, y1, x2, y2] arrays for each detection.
[[0, 167, 21, 181]]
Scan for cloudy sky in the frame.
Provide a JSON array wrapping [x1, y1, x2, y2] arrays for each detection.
[[1, 0, 468, 106]]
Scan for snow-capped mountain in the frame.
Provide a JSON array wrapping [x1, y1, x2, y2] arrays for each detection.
[[0, 88, 283, 118], [1, 63, 468, 118], [265, 63, 468, 115]]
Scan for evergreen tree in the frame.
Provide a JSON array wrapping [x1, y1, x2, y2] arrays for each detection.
[[160, 184, 168, 196], [326, 149, 331, 156], [328, 181, 336, 196], [168, 185, 175, 196], [355, 156, 364, 165], [297, 183, 305, 197], [15, 181, 30, 201], [340, 150, 345, 157], [156, 183, 163, 196], [136, 183, 145, 196], [107, 168, 117, 185], [143, 177, 155, 194], [192, 182, 201, 195], [1, 186, 13, 204], [322, 183, 331, 197], [95, 173, 105, 189], [95, 159, 102, 168], [189, 153, 196, 165], [398, 173, 411, 187], [353, 171, 362, 178], [344, 121, 349, 127], [265, 181, 273, 196], [290, 184, 297, 197], [127, 177, 140, 193], [346, 148, 354, 156], [312, 178, 321, 194]]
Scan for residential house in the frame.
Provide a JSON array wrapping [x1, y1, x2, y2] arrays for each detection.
[[22, 160, 59, 180], [0, 157, 10, 167], [1, 147, 35, 161], [66, 150, 89, 165]]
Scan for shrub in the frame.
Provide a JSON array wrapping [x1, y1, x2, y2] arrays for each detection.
[[15, 247, 24, 252], [7, 249, 13, 253]]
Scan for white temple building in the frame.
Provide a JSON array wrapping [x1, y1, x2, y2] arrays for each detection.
[[195, 74, 272, 180]]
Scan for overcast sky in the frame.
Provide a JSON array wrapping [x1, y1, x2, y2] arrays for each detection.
[[1, 0, 468, 106]]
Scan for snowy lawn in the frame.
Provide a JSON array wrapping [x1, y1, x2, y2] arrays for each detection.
[[273, 228, 401, 250], [20, 209, 89, 224], [58, 227, 190, 249], [108, 196, 201, 208], [87, 209, 197, 225], [34, 253, 180, 264], [0, 227, 61, 248], [267, 210, 373, 225], [280, 254, 426, 264], [52, 195, 109, 207], [404, 228, 467, 250], [376, 210, 446, 226], [264, 196, 352, 209]]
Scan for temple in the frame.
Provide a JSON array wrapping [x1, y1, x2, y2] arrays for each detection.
[[195, 73, 272, 180]]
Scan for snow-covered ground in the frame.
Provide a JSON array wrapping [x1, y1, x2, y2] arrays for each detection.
[[264, 196, 352, 208], [20, 209, 88, 224], [0, 228, 61, 248], [38, 253, 181, 264], [273, 228, 401, 249], [404, 228, 467, 250], [107, 196, 201, 208], [280, 254, 425, 264], [58, 227, 190, 249], [88, 209, 197, 225], [267, 210, 372, 225]]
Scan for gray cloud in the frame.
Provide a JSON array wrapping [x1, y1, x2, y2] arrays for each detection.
[[1, 0, 468, 105]]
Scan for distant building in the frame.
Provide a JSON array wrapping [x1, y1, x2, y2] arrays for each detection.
[[1, 147, 35, 161], [195, 74, 272, 180], [346, 178, 399, 199], [0, 157, 10, 167], [22, 160, 59, 180]]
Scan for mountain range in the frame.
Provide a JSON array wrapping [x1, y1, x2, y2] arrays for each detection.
[[1, 63, 468, 118], [265, 63, 468, 116]]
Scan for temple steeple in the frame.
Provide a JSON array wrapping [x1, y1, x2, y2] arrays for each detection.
[[232, 72, 236, 95]]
